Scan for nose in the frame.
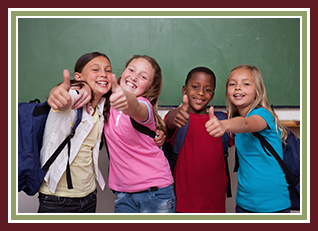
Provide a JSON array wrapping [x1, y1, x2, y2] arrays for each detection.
[[196, 87, 204, 95], [100, 70, 106, 77], [130, 73, 137, 82], [235, 84, 241, 90]]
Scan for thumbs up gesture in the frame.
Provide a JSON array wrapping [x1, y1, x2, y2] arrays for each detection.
[[48, 69, 72, 111], [205, 106, 226, 137], [109, 74, 129, 112], [166, 94, 190, 129]]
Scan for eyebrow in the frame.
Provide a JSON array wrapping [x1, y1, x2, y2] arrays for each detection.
[[129, 64, 151, 76], [192, 81, 213, 87], [89, 63, 111, 68]]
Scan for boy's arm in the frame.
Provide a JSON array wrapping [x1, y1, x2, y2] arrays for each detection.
[[165, 95, 189, 130], [205, 106, 268, 137], [109, 74, 149, 122]]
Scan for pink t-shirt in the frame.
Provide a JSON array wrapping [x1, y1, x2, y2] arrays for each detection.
[[105, 97, 173, 193]]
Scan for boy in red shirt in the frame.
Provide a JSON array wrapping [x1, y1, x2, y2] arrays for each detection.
[[165, 67, 231, 213]]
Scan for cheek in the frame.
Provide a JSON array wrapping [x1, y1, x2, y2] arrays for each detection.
[[226, 88, 232, 96]]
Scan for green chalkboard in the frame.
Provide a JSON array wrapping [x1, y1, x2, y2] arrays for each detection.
[[18, 18, 300, 106]]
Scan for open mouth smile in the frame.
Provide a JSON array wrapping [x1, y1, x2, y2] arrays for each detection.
[[96, 81, 109, 86], [125, 80, 137, 89], [194, 98, 204, 104], [234, 93, 244, 99]]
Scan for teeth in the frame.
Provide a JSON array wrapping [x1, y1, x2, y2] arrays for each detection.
[[97, 81, 108, 86], [126, 81, 137, 89]]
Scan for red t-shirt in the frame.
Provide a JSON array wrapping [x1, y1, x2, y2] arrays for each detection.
[[166, 113, 228, 213]]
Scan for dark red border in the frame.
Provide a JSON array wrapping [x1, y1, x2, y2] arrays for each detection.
[[2, 3, 316, 230]]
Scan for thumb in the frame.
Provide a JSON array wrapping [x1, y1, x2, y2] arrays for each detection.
[[209, 106, 216, 120], [181, 94, 189, 112], [111, 74, 119, 91], [62, 69, 71, 91]]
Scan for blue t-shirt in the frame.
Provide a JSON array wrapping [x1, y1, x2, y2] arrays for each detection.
[[235, 108, 290, 212]]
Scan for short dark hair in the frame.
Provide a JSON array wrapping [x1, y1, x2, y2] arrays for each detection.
[[185, 66, 216, 91]]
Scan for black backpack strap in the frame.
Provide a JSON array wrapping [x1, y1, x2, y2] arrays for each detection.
[[233, 148, 239, 172], [130, 117, 156, 138], [223, 150, 232, 198], [41, 108, 83, 189], [252, 132, 298, 187]]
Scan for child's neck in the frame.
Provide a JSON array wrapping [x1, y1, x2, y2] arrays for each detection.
[[188, 108, 208, 115]]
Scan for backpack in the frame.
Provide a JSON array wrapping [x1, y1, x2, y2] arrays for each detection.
[[18, 99, 82, 196], [162, 111, 232, 198], [252, 128, 300, 210]]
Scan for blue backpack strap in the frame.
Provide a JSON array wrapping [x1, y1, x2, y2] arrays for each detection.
[[214, 111, 232, 198], [170, 118, 189, 168], [214, 111, 230, 152], [174, 118, 189, 154]]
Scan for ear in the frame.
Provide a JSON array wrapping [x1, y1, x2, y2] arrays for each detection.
[[182, 85, 186, 95], [74, 72, 82, 81], [208, 92, 215, 102]]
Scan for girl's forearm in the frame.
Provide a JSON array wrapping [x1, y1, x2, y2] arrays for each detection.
[[122, 91, 149, 122], [223, 117, 248, 134], [223, 115, 268, 134]]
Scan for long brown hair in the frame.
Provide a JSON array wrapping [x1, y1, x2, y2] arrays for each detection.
[[119, 55, 165, 132]]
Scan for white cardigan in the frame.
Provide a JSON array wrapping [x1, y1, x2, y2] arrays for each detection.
[[40, 90, 106, 194]]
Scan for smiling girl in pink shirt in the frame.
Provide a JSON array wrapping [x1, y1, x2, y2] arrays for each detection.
[[104, 55, 175, 213]]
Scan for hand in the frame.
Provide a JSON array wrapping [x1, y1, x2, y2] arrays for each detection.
[[71, 81, 92, 114], [172, 94, 189, 128], [205, 106, 226, 137], [154, 130, 166, 148], [48, 69, 72, 111], [109, 74, 129, 111]]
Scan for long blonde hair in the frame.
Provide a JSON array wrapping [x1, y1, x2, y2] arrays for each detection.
[[120, 55, 165, 132], [225, 65, 287, 142]]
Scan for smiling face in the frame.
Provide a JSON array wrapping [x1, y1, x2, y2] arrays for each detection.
[[227, 68, 256, 116], [119, 58, 155, 97], [182, 71, 215, 115], [74, 55, 112, 102]]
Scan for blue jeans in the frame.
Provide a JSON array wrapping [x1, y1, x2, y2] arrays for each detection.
[[113, 184, 176, 213], [235, 205, 291, 213], [37, 189, 97, 213]]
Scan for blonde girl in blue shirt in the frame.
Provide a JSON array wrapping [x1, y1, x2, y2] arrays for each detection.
[[205, 65, 290, 213]]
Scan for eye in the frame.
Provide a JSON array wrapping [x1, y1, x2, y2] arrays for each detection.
[[191, 85, 199, 90], [141, 75, 147, 80], [228, 82, 235, 86], [204, 88, 212, 93]]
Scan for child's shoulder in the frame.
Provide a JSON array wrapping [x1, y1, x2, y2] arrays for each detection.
[[249, 107, 271, 117], [137, 96, 151, 107]]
